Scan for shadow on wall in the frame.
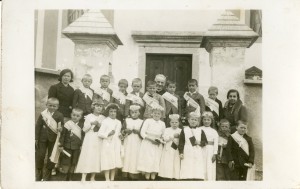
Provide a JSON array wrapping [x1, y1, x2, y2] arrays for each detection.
[[244, 84, 262, 180], [35, 72, 60, 121]]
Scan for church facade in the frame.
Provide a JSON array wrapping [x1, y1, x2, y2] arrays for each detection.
[[34, 9, 262, 178]]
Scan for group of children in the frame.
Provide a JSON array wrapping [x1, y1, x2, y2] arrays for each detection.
[[35, 74, 255, 181]]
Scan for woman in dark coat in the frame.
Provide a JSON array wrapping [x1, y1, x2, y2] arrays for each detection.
[[223, 89, 247, 133], [48, 69, 75, 120]]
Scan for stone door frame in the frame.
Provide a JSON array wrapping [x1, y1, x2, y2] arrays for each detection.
[[131, 31, 205, 91]]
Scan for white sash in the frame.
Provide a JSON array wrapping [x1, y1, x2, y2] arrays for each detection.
[[205, 97, 219, 115], [183, 92, 201, 115], [126, 93, 144, 107], [64, 120, 82, 140], [41, 110, 58, 134], [50, 122, 72, 163], [143, 93, 164, 110], [94, 88, 111, 102], [162, 92, 178, 109], [79, 86, 93, 100], [112, 90, 126, 105], [231, 131, 249, 156], [49, 122, 62, 163]]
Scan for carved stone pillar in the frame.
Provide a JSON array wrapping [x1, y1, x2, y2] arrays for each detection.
[[63, 10, 122, 88], [201, 11, 258, 102]]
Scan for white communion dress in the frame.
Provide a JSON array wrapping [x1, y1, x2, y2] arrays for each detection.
[[158, 127, 182, 179], [137, 118, 166, 173], [75, 114, 105, 173], [122, 118, 144, 174], [98, 117, 122, 171]]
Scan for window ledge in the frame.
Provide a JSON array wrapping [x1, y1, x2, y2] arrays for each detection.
[[244, 79, 262, 85], [35, 67, 60, 75]]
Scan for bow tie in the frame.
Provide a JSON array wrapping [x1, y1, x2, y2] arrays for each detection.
[[148, 94, 154, 98]]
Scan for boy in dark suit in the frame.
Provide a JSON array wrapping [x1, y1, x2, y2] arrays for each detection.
[[124, 78, 145, 119], [182, 79, 205, 121], [72, 74, 94, 119], [142, 81, 166, 119], [58, 108, 84, 181], [226, 121, 255, 180], [112, 79, 129, 123], [35, 97, 64, 181], [205, 86, 223, 130], [94, 75, 113, 107], [216, 119, 231, 180], [162, 80, 181, 127]]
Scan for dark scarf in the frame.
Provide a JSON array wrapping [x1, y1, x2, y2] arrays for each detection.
[[200, 129, 208, 147], [224, 99, 243, 124]]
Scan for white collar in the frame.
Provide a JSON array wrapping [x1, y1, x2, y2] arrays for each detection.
[[189, 91, 197, 95], [47, 109, 54, 116], [79, 86, 93, 99]]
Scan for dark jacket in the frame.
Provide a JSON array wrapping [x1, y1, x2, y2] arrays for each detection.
[[35, 110, 64, 142], [112, 91, 128, 121], [183, 91, 206, 117], [93, 87, 113, 107], [143, 93, 166, 119], [72, 88, 93, 115], [59, 121, 84, 150], [164, 93, 181, 116], [215, 98, 223, 120], [223, 100, 247, 127], [226, 134, 255, 167], [48, 82, 74, 118], [124, 91, 145, 119], [157, 88, 166, 96], [205, 98, 223, 129]]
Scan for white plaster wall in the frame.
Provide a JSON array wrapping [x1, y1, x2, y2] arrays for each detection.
[[55, 37, 75, 71], [245, 42, 262, 69], [211, 47, 246, 103], [197, 48, 211, 97], [112, 10, 223, 92], [51, 10, 262, 95]]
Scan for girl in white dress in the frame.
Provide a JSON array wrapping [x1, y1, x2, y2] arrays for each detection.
[[122, 105, 143, 180], [98, 103, 122, 181], [200, 111, 219, 181], [137, 107, 166, 180], [158, 114, 181, 180], [178, 112, 204, 180], [75, 99, 106, 181]]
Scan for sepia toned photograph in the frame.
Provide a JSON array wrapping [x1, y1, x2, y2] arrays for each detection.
[[34, 9, 263, 182]]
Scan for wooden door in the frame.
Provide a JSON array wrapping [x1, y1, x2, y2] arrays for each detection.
[[145, 53, 192, 96]]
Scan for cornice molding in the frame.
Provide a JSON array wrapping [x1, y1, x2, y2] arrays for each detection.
[[132, 31, 204, 47]]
